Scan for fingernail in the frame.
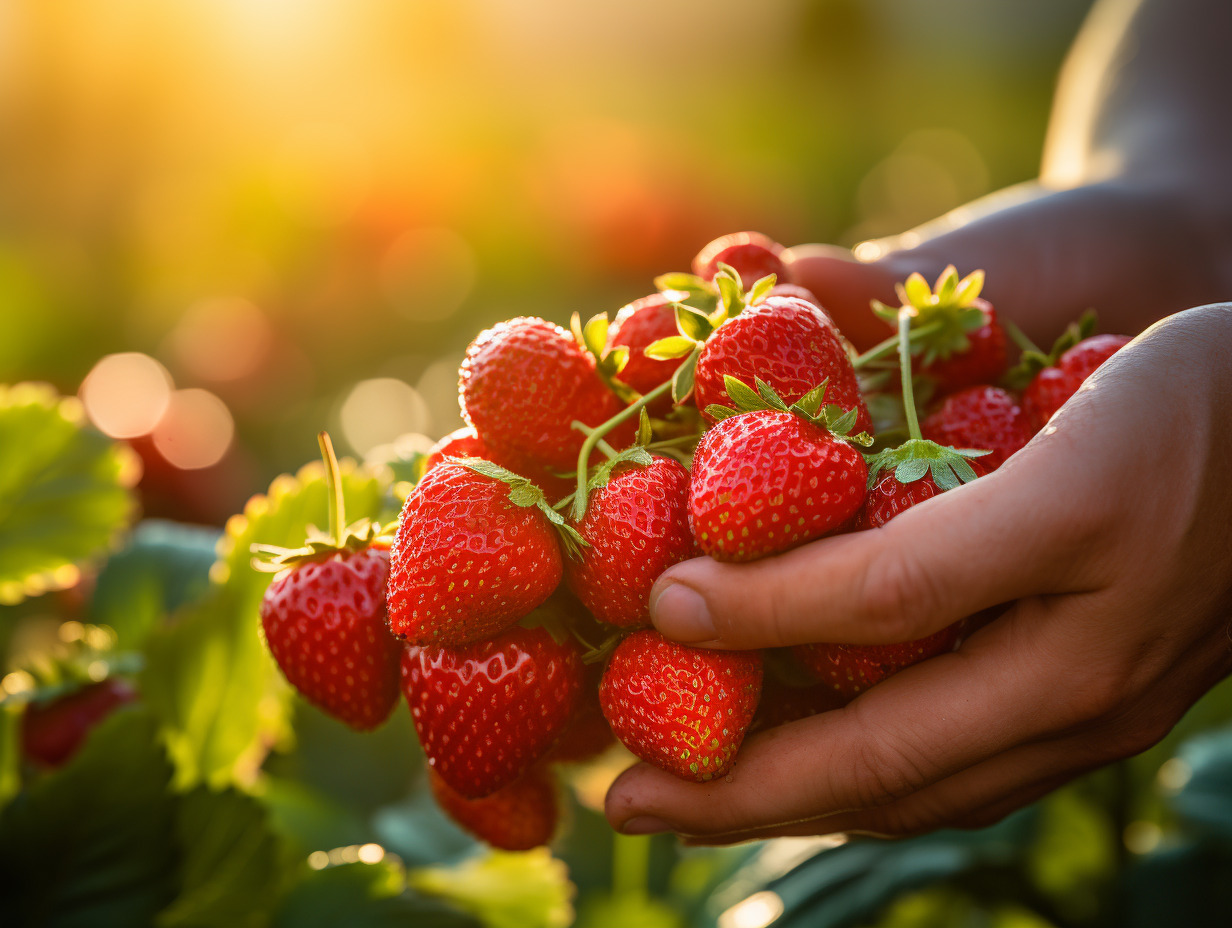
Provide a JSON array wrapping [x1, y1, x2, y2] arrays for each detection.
[[649, 583, 715, 642], [620, 816, 671, 835]]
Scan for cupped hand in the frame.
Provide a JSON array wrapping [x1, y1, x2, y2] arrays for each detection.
[[605, 303, 1232, 843]]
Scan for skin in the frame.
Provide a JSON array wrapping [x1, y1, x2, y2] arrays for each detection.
[[605, 0, 1232, 841]]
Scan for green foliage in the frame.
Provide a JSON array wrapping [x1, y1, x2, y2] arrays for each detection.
[[141, 460, 387, 789], [0, 709, 179, 927], [273, 861, 480, 928], [0, 383, 137, 606], [408, 849, 575, 928]]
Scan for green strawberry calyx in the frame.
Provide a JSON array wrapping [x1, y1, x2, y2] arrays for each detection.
[[1002, 309, 1098, 390], [863, 439, 989, 492], [705, 375, 874, 447], [571, 311, 640, 403], [870, 265, 988, 366], [251, 432, 392, 572], [454, 457, 588, 557]]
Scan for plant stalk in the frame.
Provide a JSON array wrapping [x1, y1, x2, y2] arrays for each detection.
[[897, 311, 923, 441], [572, 379, 673, 514], [317, 431, 345, 545]]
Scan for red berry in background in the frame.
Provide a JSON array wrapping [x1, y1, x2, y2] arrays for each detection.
[[21, 678, 137, 768], [694, 295, 872, 434], [387, 461, 565, 646], [459, 316, 633, 473], [1023, 333, 1130, 430], [918, 300, 1008, 396], [402, 625, 583, 798], [608, 290, 691, 414], [261, 547, 401, 731], [765, 282, 829, 318], [565, 456, 695, 628], [428, 766, 559, 851], [545, 676, 614, 764], [921, 385, 1032, 471], [422, 427, 575, 502], [599, 629, 762, 782], [750, 675, 845, 733], [692, 231, 789, 290], [690, 409, 867, 562], [794, 623, 963, 701]]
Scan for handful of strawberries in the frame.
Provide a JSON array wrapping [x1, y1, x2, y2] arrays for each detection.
[[254, 231, 1130, 850]]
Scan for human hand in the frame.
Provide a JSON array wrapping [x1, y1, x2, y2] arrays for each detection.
[[604, 303, 1232, 842]]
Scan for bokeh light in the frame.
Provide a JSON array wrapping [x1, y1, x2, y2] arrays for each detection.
[[165, 297, 275, 383], [380, 227, 476, 320], [338, 377, 431, 455], [79, 353, 174, 439], [150, 387, 235, 469]]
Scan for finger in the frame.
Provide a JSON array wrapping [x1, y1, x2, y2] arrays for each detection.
[[781, 245, 898, 351], [607, 605, 1095, 837], [649, 447, 1097, 650]]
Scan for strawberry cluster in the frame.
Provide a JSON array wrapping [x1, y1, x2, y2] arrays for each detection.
[[255, 233, 1129, 851]]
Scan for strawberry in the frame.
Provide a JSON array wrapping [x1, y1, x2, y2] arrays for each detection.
[[921, 385, 1032, 471], [690, 378, 869, 562], [254, 433, 402, 731], [794, 624, 963, 701], [260, 546, 402, 730], [750, 675, 846, 732], [1022, 333, 1130, 430], [564, 455, 695, 627], [402, 624, 584, 797], [422, 427, 575, 501], [545, 676, 614, 764], [22, 678, 137, 768], [599, 629, 762, 782], [692, 231, 789, 290], [387, 459, 581, 645], [428, 766, 559, 851], [607, 291, 691, 413], [459, 316, 633, 473], [693, 295, 872, 433], [873, 267, 1006, 397], [766, 282, 828, 316]]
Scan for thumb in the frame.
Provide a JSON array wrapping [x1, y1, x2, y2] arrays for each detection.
[[648, 449, 1081, 650]]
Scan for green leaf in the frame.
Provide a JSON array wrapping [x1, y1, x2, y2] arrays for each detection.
[[673, 304, 713, 343], [704, 405, 738, 422], [144, 460, 386, 789], [723, 376, 764, 411], [637, 408, 653, 447], [0, 383, 138, 606], [902, 272, 932, 308], [569, 312, 586, 350], [274, 861, 480, 928], [671, 349, 699, 404], [156, 787, 292, 928], [89, 520, 221, 650], [0, 708, 180, 927], [607, 346, 629, 376], [792, 382, 830, 418], [408, 849, 575, 928], [935, 265, 959, 304], [715, 274, 740, 317], [582, 313, 609, 358], [653, 272, 711, 296], [953, 268, 985, 306], [894, 458, 930, 483], [746, 274, 777, 306], [645, 336, 696, 361], [753, 378, 787, 410], [823, 405, 858, 436]]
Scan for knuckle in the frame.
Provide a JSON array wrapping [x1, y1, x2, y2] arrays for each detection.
[[858, 547, 943, 641], [840, 711, 934, 808]]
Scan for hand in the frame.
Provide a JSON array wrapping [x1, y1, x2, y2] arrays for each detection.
[[604, 304, 1232, 842]]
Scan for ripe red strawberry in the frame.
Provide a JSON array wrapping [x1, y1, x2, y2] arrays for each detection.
[[794, 624, 963, 701], [693, 296, 872, 434], [690, 379, 869, 562], [261, 546, 402, 730], [428, 766, 559, 850], [921, 385, 1032, 471], [607, 291, 692, 412], [692, 231, 788, 290], [565, 456, 695, 627], [599, 629, 762, 782], [1023, 333, 1130, 430], [402, 624, 584, 797], [766, 282, 828, 316], [918, 301, 1007, 395], [459, 316, 633, 472], [387, 459, 576, 645], [422, 427, 575, 502], [545, 678, 614, 764], [254, 433, 402, 731], [22, 678, 137, 768]]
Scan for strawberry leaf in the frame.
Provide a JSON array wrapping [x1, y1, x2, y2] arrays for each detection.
[[671, 348, 700, 404], [864, 438, 989, 489], [674, 304, 713, 342], [645, 336, 696, 361], [408, 849, 574, 928], [705, 404, 739, 422], [0, 384, 139, 606], [746, 273, 777, 306], [654, 272, 712, 296], [582, 313, 609, 358]]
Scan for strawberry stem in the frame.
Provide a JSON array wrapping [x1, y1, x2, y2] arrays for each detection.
[[572, 379, 673, 519], [852, 319, 944, 370], [897, 310, 923, 441], [318, 431, 345, 546], [1002, 317, 1043, 355]]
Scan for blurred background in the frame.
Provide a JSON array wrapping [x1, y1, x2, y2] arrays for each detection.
[[0, 0, 1092, 526]]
